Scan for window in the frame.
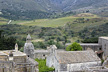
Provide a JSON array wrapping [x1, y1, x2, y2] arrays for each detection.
[[43, 54, 45, 57], [99, 48, 102, 50]]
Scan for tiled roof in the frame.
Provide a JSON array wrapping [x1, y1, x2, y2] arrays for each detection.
[[56, 50, 101, 64]]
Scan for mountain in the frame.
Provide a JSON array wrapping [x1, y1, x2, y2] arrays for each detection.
[[0, 0, 108, 20], [0, 0, 108, 12]]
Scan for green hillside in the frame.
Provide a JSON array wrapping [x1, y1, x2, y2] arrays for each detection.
[[11, 13, 98, 26], [11, 13, 108, 32], [0, 17, 8, 25], [0, 13, 108, 49]]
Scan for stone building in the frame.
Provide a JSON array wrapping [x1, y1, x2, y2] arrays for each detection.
[[99, 37, 108, 57], [46, 46, 101, 72], [34, 47, 64, 59], [66, 37, 108, 58], [23, 34, 65, 59], [24, 34, 34, 58], [24, 34, 51, 59], [0, 44, 38, 72], [34, 49, 49, 59], [65, 43, 101, 52]]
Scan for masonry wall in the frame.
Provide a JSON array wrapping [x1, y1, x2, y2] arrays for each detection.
[[99, 38, 108, 56], [66, 43, 101, 52], [14, 56, 27, 63], [46, 54, 60, 72], [0, 55, 8, 61], [34, 52, 50, 59], [81, 45, 101, 51], [66, 61, 101, 72]]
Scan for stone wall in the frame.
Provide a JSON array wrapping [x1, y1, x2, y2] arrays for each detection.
[[46, 53, 59, 72], [14, 56, 27, 63], [34, 52, 49, 59], [0, 55, 8, 61], [65, 43, 101, 52], [81, 44, 101, 51], [66, 61, 101, 72], [0, 61, 13, 72], [98, 37, 108, 56]]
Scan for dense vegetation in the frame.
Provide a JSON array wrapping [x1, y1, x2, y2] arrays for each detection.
[[0, 13, 108, 50], [66, 42, 83, 51], [0, 30, 16, 50], [0, 9, 77, 20], [0, 19, 108, 50], [79, 23, 108, 39], [0, 9, 51, 20], [81, 37, 98, 43], [35, 59, 55, 72]]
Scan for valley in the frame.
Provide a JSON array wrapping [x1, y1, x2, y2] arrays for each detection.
[[0, 13, 108, 50], [0, 0, 108, 72]]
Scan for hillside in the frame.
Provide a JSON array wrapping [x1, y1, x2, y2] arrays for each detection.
[[0, 0, 108, 20], [0, 17, 8, 25], [0, 0, 108, 12], [0, 13, 108, 49], [0, 17, 108, 49], [10, 13, 108, 31]]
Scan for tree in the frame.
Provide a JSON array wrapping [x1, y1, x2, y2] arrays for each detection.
[[0, 30, 4, 38], [66, 42, 82, 51], [82, 37, 98, 43], [0, 30, 16, 50]]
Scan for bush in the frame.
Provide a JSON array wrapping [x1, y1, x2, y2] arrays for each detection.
[[82, 37, 98, 43], [35, 59, 55, 72], [0, 36, 16, 50], [66, 42, 82, 51]]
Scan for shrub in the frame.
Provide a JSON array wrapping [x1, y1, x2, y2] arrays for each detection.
[[82, 37, 98, 43], [66, 42, 82, 51], [35, 59, 55, 72]]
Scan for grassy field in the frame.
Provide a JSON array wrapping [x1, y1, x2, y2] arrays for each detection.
[[1, 13, 108, 32], [11, 17, 76, 27], [0, 13, 108, 49], [0, 17, 8, 25], [11, 13, 103, 28]]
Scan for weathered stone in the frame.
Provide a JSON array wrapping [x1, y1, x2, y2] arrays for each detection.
[[46, 46, 101, 72], [24, 34, 34, 59]]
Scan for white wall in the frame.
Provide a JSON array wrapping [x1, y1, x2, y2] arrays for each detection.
[[46, 54, 60, 72], [99, 38, 108, 56], [67, 61, 101, 71]]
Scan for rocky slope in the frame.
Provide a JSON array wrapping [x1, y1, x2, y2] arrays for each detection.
[[0, 0, 108, 12]]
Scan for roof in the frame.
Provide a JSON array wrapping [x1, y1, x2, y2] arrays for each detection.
[[66, 43, 101, 46], [99, 37, 108, 40], [24, 43, 34, 49], [56, 50, 101, 64], [0, 52, 7, 56], [34, 49, 65, 53], [96, 50, 104, 54], [13, 51, 26, 57], [27, 57, 38, 65], [80, 43, 101, 46], [34, 50, 49, 53], [27, 34, 31, 39], [0, 50, 26, 57]]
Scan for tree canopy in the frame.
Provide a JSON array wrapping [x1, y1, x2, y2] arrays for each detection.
[[0, 30, 16, 50], [66, 42, 82, 51]]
